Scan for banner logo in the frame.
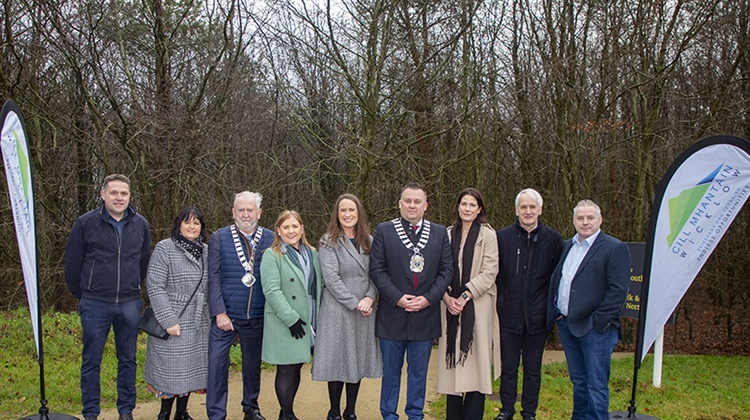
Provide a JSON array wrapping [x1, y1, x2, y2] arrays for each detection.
[[1, 124, 33, 238], [666, 162, 747, 261]]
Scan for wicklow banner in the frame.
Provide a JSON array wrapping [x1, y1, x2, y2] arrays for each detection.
[[1, 100, 39, 356], [636, 135, 750, 363]]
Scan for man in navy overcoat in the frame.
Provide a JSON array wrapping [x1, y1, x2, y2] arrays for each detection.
[[370, 183, 453, 419]]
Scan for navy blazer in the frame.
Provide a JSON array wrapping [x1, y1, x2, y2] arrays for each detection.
[[546, 230, 630, 338], [370, 218, 453, 341]]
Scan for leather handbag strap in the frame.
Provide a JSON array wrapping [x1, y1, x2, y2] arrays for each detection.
[[176, 258, 204, 318]]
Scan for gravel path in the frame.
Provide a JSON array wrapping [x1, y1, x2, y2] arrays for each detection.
[[95, 350, 570, 420]]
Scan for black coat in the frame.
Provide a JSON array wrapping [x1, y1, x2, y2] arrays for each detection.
[[496, 219, 563, 335], [64, 204, 151, 302]]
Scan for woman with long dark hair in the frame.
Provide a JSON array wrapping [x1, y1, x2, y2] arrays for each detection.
[[436, 188, 500, 419]]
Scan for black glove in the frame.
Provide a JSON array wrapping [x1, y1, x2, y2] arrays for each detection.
[[289, 319, 307, 339]]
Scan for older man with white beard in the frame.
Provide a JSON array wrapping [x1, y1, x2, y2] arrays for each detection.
[[207, 192, 274, 420]]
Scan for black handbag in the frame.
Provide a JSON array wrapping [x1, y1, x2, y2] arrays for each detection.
[[139, 259, 204, 340], [138, 306, 170, 340]]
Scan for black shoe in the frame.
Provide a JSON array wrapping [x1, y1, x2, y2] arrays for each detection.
[[243, 408, 266, 420], [175, 412, 194, 420], [119, 413, 134, 420], [343, 414, 357, 420], [245, 408, 267, 420], [157, 413, 170, 420], [521, 410, 536, 420], [494, 412, 513, 420], [326, 409, 342, 420]]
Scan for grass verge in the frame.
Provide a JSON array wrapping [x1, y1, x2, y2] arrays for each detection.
[[5, 308, 749, 419], [429, 352, 750, 419], [1, 308, 245, 418]]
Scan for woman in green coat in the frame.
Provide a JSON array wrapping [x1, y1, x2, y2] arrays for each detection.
[[260, 210, 322, 420]]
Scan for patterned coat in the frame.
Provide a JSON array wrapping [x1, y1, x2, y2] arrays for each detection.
[[260, 246, 322, 365], [311, 234, 383, 383], [143, 238, 209, 395], [436, 224, 501, 395]]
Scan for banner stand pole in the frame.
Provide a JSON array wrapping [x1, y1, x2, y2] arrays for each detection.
[[17, 292, 78, 420], [17, 246, 76, 420], [653, 328, 664, 388]]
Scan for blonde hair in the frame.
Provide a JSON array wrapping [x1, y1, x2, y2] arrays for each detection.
[[270, 210, 313, 253]]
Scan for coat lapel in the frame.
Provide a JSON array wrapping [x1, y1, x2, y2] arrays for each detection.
[[573, 231, 605, 278], [282, 249, 306, 284], [559, 240, 573, 268], [339, 235, 367, 270]]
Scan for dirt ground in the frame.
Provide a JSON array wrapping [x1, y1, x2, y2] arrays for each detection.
[[93, 350, 571, 420]]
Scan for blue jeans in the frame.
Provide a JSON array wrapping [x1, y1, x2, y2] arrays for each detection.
[[557, 317, 619, 420], [206, 318, 264, 420], [78, 297, 142, 417], [379, 338, 432, 420]]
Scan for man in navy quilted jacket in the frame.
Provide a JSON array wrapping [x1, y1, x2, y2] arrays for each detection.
[[64, 174, 151, 420], [206, 191, 273, 420]]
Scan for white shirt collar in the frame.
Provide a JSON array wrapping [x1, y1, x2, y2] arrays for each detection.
[[573, 229, 601, 246], [403, 218, 423, 229]]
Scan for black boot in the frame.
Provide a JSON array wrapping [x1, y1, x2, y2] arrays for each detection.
[[158, 396, 175, 420], [174, 412, 194, 420]]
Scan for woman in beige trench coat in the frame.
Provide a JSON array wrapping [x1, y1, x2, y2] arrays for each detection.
[[436, 188, 501, 419]]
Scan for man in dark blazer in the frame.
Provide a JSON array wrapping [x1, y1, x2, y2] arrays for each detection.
[[546, 199, 630, 420], [370, 183, 453, 420]]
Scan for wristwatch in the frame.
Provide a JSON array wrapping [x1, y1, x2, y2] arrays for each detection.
[[461, 292, 470, 301]]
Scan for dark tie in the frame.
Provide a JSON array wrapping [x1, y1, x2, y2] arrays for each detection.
[[411, 225, 418, 290]]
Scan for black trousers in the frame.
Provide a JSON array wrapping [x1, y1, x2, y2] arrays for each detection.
[[499, 330, 548, 417], [445, 392, 485, 420]]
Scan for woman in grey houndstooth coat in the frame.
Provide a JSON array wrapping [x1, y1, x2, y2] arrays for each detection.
[[144, 207, 210, 420], [312, 194, 383, 420]]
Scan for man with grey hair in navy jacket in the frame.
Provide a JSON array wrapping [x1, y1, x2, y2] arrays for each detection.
[[64, 174, 151, 420], [206, 191, 274, 420], [495, 188, 563, 420]]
